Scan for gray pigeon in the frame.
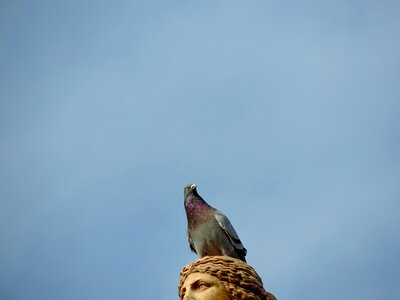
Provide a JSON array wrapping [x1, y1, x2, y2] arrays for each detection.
[[184, 183, 247, 262]]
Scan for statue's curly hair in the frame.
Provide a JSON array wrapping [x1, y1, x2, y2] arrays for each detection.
[[178, 256, 276, 300]]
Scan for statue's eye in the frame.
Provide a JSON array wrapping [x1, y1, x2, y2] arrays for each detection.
[[196, 281, 210, 291]]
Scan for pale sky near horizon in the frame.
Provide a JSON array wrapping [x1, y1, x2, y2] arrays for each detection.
[[1, 1, 399, 299]]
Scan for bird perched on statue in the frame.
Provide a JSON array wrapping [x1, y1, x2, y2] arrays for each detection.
[[183, 183, 247, 262]]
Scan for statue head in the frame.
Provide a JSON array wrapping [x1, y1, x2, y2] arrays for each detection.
[[178, 256, 276, 300]]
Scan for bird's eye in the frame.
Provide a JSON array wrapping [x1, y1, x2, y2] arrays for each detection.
[[191, 184, 197, 189]]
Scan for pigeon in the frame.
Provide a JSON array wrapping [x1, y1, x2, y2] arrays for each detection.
[[184, 183, 247, 262]]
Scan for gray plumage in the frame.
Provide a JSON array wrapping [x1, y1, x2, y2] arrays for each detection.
[[184, 183, 247, 262]]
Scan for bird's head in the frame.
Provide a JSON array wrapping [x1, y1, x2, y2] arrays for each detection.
[[184, 183, 198, 198]]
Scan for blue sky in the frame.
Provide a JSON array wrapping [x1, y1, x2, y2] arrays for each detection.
[[1, 1, 399, 299]]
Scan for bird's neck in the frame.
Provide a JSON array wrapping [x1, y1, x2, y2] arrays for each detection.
[[185, 195, 213, 225]]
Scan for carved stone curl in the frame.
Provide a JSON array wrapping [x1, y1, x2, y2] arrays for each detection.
[[178, 256, 277, 300]]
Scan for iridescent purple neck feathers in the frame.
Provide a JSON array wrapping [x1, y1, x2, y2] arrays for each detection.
[[185, 194, 212, 214], [184, 184, 213, 228]]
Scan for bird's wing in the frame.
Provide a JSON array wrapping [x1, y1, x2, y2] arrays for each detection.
[[187, 232, 197, 254], [214, 211, 247, 255]]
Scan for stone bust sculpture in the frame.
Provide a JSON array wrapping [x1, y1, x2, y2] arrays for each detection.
[[178, 256, 276, 300]]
